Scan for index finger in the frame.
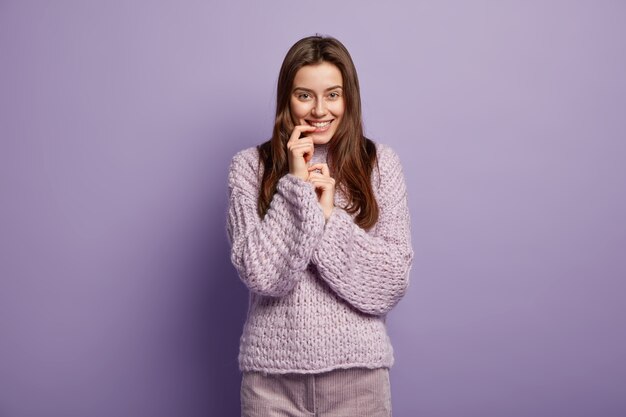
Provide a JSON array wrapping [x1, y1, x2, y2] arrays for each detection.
[[320, 163, 330, 176], [288, 125, 317, 143], [308, 163, 330, 176]]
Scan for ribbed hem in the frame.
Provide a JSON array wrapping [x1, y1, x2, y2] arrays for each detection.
[[239, 360, 394, 375]]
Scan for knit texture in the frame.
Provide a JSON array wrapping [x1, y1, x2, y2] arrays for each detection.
[[226, 141, 414, 374]]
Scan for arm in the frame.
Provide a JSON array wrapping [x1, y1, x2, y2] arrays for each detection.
[[311, 145, 414, 315], [226, 149, 325, 297]]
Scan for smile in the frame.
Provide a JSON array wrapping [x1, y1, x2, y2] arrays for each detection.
[[306, 119, 334, 131]]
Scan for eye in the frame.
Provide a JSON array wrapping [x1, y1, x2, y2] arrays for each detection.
[[328, 91, 341, 100], [297, 93, 311, 100]]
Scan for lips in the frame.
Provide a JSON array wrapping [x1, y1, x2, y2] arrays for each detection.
[[306, 119, 334, 132]]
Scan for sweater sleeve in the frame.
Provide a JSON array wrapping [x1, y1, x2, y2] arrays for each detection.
[[226, 148, 326, 297], [310, 144, 414, 315]]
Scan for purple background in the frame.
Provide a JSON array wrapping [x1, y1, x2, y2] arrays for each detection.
[[1, 1, 625, 416]]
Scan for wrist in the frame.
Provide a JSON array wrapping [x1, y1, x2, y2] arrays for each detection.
[[288, 171, 308, 182], [323, 207, 334, 221], [291, 167, 309, 180]]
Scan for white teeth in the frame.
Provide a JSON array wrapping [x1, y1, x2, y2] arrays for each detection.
[[309, 121, 331, 127]]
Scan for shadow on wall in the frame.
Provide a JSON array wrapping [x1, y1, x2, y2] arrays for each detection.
[[188, 198, 247, 416], [193, 123, 258, 416], [185, 114, 266, 416], [208, 242, 247, 415]]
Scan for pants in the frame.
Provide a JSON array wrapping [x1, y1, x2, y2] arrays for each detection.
[[240, 367, 392, 417]]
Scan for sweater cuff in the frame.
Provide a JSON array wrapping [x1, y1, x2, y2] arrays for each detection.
[[277, 173, 318, 205], [313, 207, 353, 263]]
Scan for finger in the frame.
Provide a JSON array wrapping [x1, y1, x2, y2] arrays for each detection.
[[308, 163, 331, 176], [290, 143, 313, 152], [288, 138, 313, 151], [310, 180, 329, 190], [289, 143, 314, 157], [307, 163, 326, 170], [288, 125, 317, 143], [294, 135, 314, 146], [308, 173, 335, 188], [320, 163, 330, 176], [308, 172, 333, 179], [307, 166, 323, 175], [308, 177, 334, 187]]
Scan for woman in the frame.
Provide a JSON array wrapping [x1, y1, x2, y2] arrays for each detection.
[[226, 35, 414, 417]]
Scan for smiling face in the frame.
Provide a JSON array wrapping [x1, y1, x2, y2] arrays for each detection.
[[290, 62, 345, 145]]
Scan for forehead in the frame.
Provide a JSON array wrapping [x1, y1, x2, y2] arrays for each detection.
[[292, 62, 343, 90]]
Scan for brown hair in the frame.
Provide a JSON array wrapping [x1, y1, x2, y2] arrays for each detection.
[[257, 35, 379, 230]]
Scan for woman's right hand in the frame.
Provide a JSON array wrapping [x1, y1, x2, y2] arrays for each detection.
[[287, 125, 317, 181]]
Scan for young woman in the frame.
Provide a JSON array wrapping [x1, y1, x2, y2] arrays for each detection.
[[226, 35, 414, 417]]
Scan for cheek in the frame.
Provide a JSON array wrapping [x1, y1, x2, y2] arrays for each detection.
[[331, 101, 345, 118], [290, 100, 308, 120]]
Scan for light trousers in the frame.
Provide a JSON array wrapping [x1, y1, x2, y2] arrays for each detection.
[[241, 367, 392, 417]]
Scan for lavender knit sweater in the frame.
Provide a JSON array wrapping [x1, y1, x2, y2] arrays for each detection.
[[226, 141, 414, 374]]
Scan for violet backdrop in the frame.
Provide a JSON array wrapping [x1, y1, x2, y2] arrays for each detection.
[[1, 1, 625, 416]]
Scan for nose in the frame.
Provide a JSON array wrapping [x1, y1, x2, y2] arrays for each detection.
[[311, 98, 327, 118]]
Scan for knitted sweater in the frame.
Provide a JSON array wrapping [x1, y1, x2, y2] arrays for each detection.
[[226, 140, 414, 374]]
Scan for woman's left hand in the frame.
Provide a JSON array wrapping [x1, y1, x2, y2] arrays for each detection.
[[307, 163, 335, 221]]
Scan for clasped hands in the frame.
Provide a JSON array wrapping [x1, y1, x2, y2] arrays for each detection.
[[287, 125, 335, 221]]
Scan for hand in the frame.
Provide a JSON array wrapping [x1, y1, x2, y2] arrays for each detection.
[[287, 125, 317, 181], [307, 163, 335, 221]]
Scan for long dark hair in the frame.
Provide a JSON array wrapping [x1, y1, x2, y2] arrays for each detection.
[[257, 35, 379, 230]]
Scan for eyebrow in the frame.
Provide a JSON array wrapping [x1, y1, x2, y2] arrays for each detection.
[[292, 85, 343, 93]]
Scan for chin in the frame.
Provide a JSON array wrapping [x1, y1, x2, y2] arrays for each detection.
[[309, 132, 335, 145], [311, 136, 332, 145]]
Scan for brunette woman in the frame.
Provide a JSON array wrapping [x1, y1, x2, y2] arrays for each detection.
[[226, 35, 414, 417]]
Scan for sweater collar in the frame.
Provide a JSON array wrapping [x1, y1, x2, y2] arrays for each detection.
[[310, 142, 330, 164]]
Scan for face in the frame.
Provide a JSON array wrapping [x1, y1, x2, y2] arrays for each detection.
[[290, 62, 345, 145]]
